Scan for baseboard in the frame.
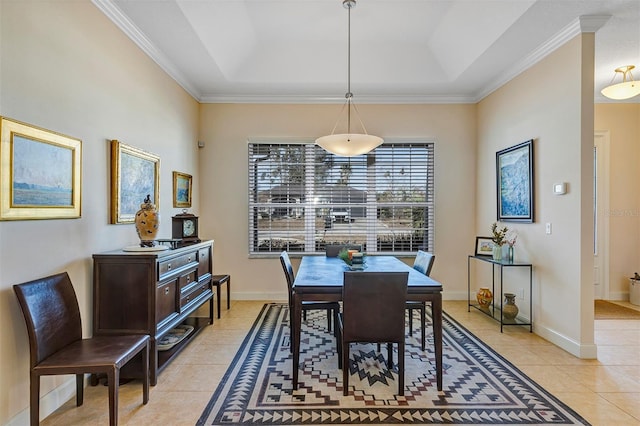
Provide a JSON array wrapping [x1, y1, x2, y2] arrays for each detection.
[[7, 376, 78, 426], [535, 324, 597, 358]]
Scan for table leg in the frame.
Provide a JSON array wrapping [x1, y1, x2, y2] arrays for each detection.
[[432, 293, 443, 391], [292, 293, 302, 390]]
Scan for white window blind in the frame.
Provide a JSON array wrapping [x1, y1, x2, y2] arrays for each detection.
[[248, 141, 434, 255]]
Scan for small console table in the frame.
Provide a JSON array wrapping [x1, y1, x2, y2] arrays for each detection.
[[467, 255, 533, 332]]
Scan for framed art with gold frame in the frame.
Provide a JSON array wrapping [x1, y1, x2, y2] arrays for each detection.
[[173, 171, 192, 208], [0, 116, 82, 220], [110, 139, 160, 224]]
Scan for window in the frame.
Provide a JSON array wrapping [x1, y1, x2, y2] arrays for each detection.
[[248, 140, 434, 255]]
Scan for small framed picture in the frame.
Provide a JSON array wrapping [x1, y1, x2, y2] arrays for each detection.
[[173, 171, 192, 208], [475, 237, 495, 257]]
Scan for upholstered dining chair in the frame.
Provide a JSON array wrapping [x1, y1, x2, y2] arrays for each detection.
[[13, 272, 150, 426], [279, 251, 341, 345], [406, 251, 436, 351], [324, 243, 363, 257], [339, 271, 409, 396]]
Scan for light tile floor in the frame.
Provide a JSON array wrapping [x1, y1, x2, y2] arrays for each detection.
[[39, 300, 640, 426]]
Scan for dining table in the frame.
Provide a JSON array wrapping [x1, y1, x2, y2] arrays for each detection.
[[291, 255, 444, 391]]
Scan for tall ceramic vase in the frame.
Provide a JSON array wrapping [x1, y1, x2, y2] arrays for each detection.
[[503, 293, 519, 320], [135, 194, 159, 247]]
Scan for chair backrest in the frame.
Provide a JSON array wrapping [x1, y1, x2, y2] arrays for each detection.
[[13, 272, 82, 368], [342, 271, 408, 342], [279, 251, 295, 295], [413, 251, 435, 276], [325, 244, 363, 257]]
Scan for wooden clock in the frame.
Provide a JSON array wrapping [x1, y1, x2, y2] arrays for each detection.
[[172, 210, 200, 244]]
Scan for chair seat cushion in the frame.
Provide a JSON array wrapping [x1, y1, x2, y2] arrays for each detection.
[[34, 334, 149, 372]]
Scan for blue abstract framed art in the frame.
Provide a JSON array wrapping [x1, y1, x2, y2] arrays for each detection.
[[496, 139, 534, 223]]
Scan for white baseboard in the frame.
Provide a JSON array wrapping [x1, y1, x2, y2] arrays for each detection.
[[7, 376, 78, 426], [535, 324, 597, 358]]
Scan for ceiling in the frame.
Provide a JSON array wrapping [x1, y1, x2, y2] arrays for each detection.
[[93, 0, 640, 104]]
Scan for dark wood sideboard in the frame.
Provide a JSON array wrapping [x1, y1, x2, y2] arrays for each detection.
[[93, 240, 214, 385]]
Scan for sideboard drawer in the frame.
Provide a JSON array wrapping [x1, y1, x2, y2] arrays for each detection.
[[159, 252, 197, 279], [198, 246, 211, 279], [180, 282, 209, 310], [178, 270, 197, 292]]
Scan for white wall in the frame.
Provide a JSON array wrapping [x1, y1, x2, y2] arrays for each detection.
[[198, 103, 477, 300], [0, 2, 200, 424], [477, 35, 597, 357]]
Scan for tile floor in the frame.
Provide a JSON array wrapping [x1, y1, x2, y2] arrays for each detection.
[[38, 300, 640, 426]]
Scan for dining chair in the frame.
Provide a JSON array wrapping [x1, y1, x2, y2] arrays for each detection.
[[324, 243, 363, 257], [13, 272, 150, 426], [406, 251, 435, 351], [339, 271, 408, 396], [279, 251, 340, 345]]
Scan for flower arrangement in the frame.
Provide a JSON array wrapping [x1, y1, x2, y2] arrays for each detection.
[[490, 222, 509, 246], [338, 248, 365, 266], [505, 232, 517, 248]]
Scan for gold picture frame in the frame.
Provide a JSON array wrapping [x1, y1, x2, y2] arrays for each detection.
[[173, 171, 192, 208], [110, 140, 160, 224], [1, 116, 82, 220]]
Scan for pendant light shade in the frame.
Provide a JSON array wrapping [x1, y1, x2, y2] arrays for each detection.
[[316, 133, 384, 157], [315, 0, 383, 157], [601, 65, 640, 100]]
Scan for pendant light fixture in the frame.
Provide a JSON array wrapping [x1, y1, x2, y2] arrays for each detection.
[[315, 0, 383, 157], [601, 65, 640, 100]]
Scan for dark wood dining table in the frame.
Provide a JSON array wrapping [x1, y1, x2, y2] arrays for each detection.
[[291, 255, 444, 391]]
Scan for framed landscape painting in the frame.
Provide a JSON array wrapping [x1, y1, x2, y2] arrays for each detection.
[[110, 140, 160, 224], [0, 117, 82, 220], [173, 171, 192, 208], [496, 139, 534, 223], [475, 237, 495, 257]]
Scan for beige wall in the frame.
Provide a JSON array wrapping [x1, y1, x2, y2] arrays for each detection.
[[477, 35, 596, 357], [595, 104, 640, 299], [0, 2, 200, 424], [198, 103, 477, 300]]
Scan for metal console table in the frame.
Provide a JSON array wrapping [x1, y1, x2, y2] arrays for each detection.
[[467, 255, 533, 332]]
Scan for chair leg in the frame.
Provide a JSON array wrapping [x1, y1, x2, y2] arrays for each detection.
[[107, 368, 119, 426], [386, 343, 393, 369], [326, 309, 332, 333], [142, 342, 150, 404], [398, 341, 405, 396], [75, 374, 84, 406], [342, 343, 350, 396], [408, 308, 414, 335], [30, 372, 40, 426], [420, 302, 426, 351]]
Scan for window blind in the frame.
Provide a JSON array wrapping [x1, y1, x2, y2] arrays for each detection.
[[248, 141, 434, 255]]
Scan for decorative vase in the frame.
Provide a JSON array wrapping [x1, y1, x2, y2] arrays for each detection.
[[476, 287, 493, 309], [492, 244, 502, 261], [135, 194, 159, 247], [508, 245, 514, 262], [503, 293, 519, 320]]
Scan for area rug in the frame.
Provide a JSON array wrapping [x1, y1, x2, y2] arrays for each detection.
[[197, 303, 589, 425], [595, 300, 640, 320]]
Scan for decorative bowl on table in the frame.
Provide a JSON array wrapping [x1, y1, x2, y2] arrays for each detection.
[[338, 248, 366, 270]]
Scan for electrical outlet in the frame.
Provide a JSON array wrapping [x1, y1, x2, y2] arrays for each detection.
[[519, 288, 525, 300], [545, 222, 552, 234]]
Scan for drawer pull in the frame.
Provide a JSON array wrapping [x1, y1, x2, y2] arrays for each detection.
[[186, 276, 191, 283], [167, 263, 172, 270], [164, 287, 170, 295], [188, 256, 192, 262]]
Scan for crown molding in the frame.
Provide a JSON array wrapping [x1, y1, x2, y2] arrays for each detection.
[[475, 15, 611, 102], [91, 0, 202, 100], [199, 94, 477, 104]]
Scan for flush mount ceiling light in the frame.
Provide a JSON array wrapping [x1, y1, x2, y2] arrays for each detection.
[[601, 65, 640, 100], [315, 0, 383, 157]]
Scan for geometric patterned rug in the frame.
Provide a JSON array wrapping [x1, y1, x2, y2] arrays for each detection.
[[197, 303, 589, 425]]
